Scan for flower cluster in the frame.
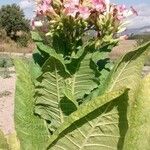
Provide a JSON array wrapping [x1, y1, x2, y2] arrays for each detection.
[[32, 0, 137, 49]]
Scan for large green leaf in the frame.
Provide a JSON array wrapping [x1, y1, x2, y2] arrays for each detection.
[[47, 88, 129, 149], [64, 43, 115, 103], [123, 74, 150, 150], [14, 59, 49, 150], [65, 53, 99, 102], [104, 42, 150, 105], [31, 31, 43, 42], [6, 132, 20, 150], [82, 43, 116, 103], [34, 56, 77, 132], [0, 130, 9, 149]]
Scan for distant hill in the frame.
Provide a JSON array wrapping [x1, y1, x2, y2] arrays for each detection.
[[125, 26, 150, 35]]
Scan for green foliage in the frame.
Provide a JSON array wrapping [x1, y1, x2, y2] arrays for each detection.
[[65, 53, 100, 103], [0, 28, 11, 42], [16, 33, 31, 47], [14, 30, 150, 150], [0, 54, 14, 78], [123, 74, 150, 150], [47, 88, 128, 149], [0, 130, 9, 149], [34, 56, 72, 132], [14, 59, 49, 150], [0, 130, 20, 150], [104, 42, 150, 96], [0, 4, 30, 40], [145, 55, 150, 66]]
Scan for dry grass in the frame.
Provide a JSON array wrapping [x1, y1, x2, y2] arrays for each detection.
[[0, 39, 146, 64], [110, 40, 136, 60], [0, 39, 136, 56], [0, 41, 35, 53]]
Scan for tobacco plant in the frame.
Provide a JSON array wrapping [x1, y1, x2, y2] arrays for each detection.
[[1, 0, 149, 150]]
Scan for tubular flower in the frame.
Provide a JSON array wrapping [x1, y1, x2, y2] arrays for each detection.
[[63, 0, 80, 17], [91, 0, 105, 12], [116, 5, 127, 20], [79, 6, 90, 19], [32, 0, 137, 43], [64, 6, 78, 17], [36, 0, 53, 15]]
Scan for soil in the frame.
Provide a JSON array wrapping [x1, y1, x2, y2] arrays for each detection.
[[0, 68, 15, 135]]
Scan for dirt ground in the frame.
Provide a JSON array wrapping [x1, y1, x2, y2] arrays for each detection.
[[0, 68, 16, 135]]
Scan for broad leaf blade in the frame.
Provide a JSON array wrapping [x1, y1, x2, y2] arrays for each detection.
[[6, 132, 20, 150], [14, 59, 49, 150], [34, 57, 76, 131], [31, 31, 43, 42], [47, 88, 129, 149], [104, 42, 150, 104], [65, 53, 99, 101], [123, 74, 150, 150], [0, 130, 9, 149]]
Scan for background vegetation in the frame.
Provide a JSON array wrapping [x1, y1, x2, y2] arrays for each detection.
[[0, 4, 33, 51]]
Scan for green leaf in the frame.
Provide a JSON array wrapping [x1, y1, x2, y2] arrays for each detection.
[[6, 132, 20, 150], [123, 74, 150, 150], [36, 42, 70, 74], [82, 44, 115, 102], [47, 88, 129, 149], [0, 130, 9, 149], [14, 59, 49, 150], [65, 53, 99, 102], [31, 31, 43, 42], [34, 57, 76, 132], [29, 57, 42, 80], [36, 42, 53, 55], [104, 42, 150, 105]]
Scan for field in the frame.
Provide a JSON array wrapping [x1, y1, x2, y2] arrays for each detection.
[[0, 41, 35, 53], [110, 40, 136, 59]]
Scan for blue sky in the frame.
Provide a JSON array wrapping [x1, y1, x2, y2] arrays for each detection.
[[0, 0, 150, 29]]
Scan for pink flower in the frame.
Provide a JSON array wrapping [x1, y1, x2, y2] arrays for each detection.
[[40, 3, 49, 13], [91, 0, 105, 12], [115, 5, 137, 21], [79, 6, 90, 19], [117, 5, 126, 13], [31, 20, 43, 30], [43, 0, 51, 5], [63, 0, 79, 17], [64, 0, 79, 7], [115, 5, 127, 20], [64, 6, 78, 17], [36, 0, 54, 15], [130, 6, 138, 16], [105, 0, 110, 12]]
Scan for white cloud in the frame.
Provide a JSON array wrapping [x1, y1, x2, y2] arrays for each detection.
[[19, 0, 34, 9], [127, 3, 150, 29]]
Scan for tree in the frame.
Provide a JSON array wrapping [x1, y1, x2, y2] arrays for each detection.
[[0, 4, 30, 40]]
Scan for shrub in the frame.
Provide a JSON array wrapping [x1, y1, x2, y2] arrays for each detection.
[[0, 4, 30, 40], [0, 55, 13, 68], [0, 29, 11, 43], [16, 33, 30, 47]]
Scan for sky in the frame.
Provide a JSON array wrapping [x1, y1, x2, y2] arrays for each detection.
[[0, 0, 150, 29]]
